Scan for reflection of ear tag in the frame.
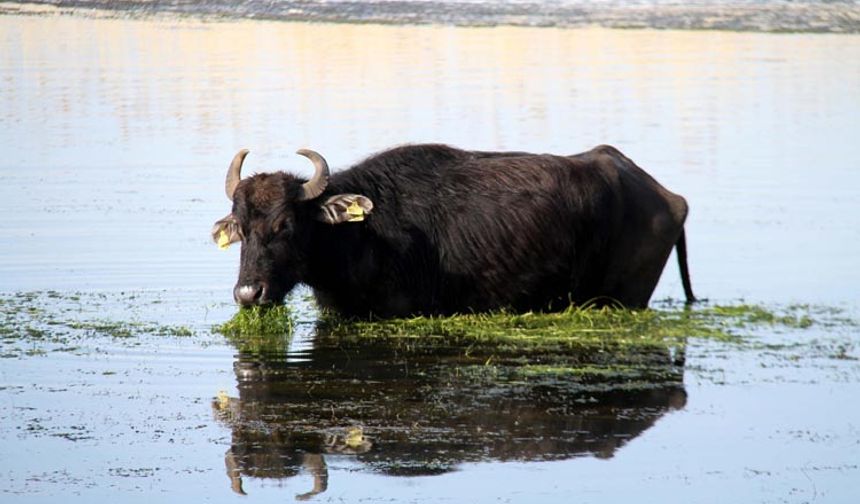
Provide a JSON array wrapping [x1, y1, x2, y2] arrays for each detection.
[[346, 201, 365, 222], [216, 390, 230, 410], [344, 427, 365, 448], [217, 230, 231, 250]]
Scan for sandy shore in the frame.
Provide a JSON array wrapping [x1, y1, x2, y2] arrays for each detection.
[[1, 0, 859, 32]]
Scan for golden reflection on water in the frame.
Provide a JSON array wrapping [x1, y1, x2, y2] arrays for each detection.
[[4, 14, 858, 170]]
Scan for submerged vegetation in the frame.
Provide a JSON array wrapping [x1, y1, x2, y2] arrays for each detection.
[[209, 299, 856, 383], [0, 291, 199, 358], [2, 288, 855, 364]]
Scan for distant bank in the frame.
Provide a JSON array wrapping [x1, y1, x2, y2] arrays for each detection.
[[2, 0, 859, 33]]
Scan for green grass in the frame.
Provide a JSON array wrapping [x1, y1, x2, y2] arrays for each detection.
[[324, 305, 719, 345], [311, 302, 846, 361], [212, 301, 849, 354], [213, 305, 294, 354], [304, 302, 851, 382], [2, 287, 853, 365], [214, 305, 293, 336], [328, 302, 827, 337]]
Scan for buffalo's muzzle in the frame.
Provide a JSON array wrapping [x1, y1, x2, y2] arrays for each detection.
[[234, 283, 268, 306]]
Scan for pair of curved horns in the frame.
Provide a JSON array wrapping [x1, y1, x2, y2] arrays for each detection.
[[224, 148, 330, 201]]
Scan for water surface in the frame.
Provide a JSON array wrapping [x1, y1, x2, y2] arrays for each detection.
[[1, 14, 859, 503], [2, 16, 858, 302]]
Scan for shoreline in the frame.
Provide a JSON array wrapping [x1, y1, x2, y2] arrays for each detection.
[[2, 0, 859, 33]]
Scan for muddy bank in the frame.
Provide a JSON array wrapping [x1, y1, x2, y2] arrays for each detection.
[[3, 0, 860, 33]]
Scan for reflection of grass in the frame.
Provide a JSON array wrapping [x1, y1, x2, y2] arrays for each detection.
[[515, 363, 683, 385], [520, 364, 650, 377]]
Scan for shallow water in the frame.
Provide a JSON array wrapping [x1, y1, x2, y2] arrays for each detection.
[[1, 14, 860, 503]]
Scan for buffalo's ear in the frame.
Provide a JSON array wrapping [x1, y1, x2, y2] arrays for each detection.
[[317, 194, 374, 224], [211, 214, 241, 249]]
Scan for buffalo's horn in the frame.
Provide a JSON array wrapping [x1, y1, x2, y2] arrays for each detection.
[[225, 149, 249, 201], [297, 148, 330, 201]]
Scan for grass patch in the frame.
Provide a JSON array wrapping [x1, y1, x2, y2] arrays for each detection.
[[214, 305, 293, 337], [321, 303, 834, 346], [2, 288, 852, 365], [304, 302, 854, 383], [323, 305, 705, 349], [214, 305, 294, 354], [311, 303, 851, 367]]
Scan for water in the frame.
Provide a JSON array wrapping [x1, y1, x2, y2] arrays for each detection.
[[1, 13, 859, 503], [2, 16, 859, 302]]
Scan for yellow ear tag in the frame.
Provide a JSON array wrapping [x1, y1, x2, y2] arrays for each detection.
[[217, 230, 231, 250], [346, 201, 365, 222]]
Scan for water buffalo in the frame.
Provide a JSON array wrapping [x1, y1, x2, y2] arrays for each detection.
[[212, 144, 695, 316]]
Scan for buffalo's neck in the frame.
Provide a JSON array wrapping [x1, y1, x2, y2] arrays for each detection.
[[302, 219, 379, 315]]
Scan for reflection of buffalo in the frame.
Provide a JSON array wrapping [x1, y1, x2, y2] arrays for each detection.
[[213, 333, 687, 497], [213, 413, 369, 499]]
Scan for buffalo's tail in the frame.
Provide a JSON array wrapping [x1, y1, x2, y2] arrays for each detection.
[[676, 228, 696, 304]]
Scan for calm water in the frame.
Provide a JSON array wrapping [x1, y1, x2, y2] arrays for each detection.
[[1, 14, 859, 503]]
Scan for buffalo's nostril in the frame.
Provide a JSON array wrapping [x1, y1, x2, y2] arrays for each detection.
[[234, 284, 263, 306]]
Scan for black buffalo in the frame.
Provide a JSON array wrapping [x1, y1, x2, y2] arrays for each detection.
[[212, 144, 695, 317]]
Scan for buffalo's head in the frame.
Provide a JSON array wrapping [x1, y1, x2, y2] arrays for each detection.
[[212, 149, 373, 306]]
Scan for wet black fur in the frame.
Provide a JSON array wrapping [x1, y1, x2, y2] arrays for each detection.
[[229, 143, 695, 317]]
